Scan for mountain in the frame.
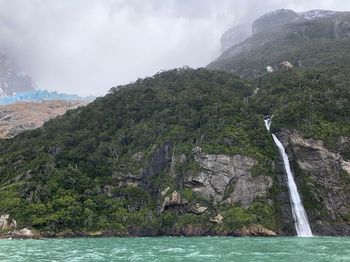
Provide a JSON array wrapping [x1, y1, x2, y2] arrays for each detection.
[[0, 69, 281, 237], [0, 9, 350, 238], [220, 23, 252, 53], [0, 100, 88, 139], [208, 9, 350, 78], [0, 51, 36, 98]]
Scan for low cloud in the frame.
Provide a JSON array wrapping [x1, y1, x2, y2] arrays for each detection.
[[0, 0, 349, 96]]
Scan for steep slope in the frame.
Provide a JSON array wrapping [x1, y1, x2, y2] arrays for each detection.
[[208, 9, 350, 235], [0, 52, 36, 97], [0, 9, 350, 238], [0, 100, 88, 139], [208, 9, 350, 79], [0, 68, 282, 237], [250, 69, 350, 235]]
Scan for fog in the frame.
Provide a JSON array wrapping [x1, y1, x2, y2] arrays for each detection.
[[0, 0, 350, 96]]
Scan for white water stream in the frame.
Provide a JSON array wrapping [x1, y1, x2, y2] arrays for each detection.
[[264, 117, 313, 237]]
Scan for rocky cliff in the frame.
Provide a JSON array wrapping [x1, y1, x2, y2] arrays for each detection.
[[278, 131, 350, 236], [208, 9, 350, 78], [185, 147, 273, 208]]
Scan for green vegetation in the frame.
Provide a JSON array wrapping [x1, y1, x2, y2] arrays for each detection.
[[1, 12, 350, 236], [0, 68, 276, 234]]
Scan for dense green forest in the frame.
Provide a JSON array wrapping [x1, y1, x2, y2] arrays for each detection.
[[1, 63, 349, 235], [1, 10, 350, 236], [0, 69, 279, 235]]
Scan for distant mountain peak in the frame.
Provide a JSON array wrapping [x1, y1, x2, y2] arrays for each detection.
[[253, 9, 349, 34], [0, 51, 36, 98]]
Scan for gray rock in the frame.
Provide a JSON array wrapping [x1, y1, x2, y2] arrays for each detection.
[[279, 130, 350, 235], [159, 191, 188, 212], [0, 214, 16, 230], [185, 147, 273, 208], [140, 142, 172, 195], [11, 228, 34, 238]]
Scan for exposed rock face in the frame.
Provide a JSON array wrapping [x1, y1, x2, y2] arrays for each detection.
[[210, 214, 223, 224], [253, 9, 299, 34], [252, 9, 346, 35], [0, 214, 17, 230], [280, 61, 294, 70], [0, 52, 36, 98], [208, 9, 350, 78], [185, 147, 273, 208], [279, 130, 350, 235], [160, 190, 188, 212], [240, 224, 277, 237], [190, 203, 208, 214], [0, 100, 87, 139], [11, 228, 35, 239], [141, 142, 172, 195]]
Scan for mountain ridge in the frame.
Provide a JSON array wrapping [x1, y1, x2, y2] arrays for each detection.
[[0, 9, 349, 237]]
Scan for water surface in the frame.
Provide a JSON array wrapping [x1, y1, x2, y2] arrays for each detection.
[[0, 237, 349, 261]]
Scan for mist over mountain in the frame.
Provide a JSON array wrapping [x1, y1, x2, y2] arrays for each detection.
[[0, 5, 350, 239], [209, 9, 350, 78], [1, 0, 350, 96]]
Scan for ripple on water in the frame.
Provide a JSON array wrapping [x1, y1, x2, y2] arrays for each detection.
[[0, 237, 349, 262]]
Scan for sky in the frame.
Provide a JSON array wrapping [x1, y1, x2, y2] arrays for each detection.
[[0, 0, 350, 96]]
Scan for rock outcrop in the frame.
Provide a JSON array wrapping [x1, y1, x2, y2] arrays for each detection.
[[279, 130, 350, 235], [185, 147, 273, 208], [0, 100, 87, 139], [208, 9, 350, 78], [252, 9, 346, 35], [240, 224, 277, 237], [0, 214, 17, 231], [141, 142, 172, 195], [11, 228, 35, 239]]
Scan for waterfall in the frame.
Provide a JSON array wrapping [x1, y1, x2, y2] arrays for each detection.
[[264, 117, 313, 237]]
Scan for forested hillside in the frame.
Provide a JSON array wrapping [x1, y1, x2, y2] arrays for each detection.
[[0, 9, 350, 237]]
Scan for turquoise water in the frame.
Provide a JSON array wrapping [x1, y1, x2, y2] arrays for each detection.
[[0, 237, 349, 261]]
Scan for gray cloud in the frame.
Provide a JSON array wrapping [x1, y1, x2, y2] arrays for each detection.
[[0, 0, 350, 96]]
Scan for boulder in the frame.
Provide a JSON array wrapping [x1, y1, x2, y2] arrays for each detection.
[[241, 224, 277, 237], [160, 191, 188, 212], [190, 204, 208, 214], [210, 214, 224, 224], [0, 214, 16, 231], [11, 228, 35, 239]]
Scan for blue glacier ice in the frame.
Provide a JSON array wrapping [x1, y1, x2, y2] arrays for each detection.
[[0, 90, 95, 105]]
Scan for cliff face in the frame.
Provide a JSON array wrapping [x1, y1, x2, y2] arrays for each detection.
[[185, 147, 273, 208], [208, 9, 350, 78], [0, 101, 87, 139], [279, 131, 350, 235]]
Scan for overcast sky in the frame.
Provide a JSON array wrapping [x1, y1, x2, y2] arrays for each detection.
[[0, 0, 350, 96]]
